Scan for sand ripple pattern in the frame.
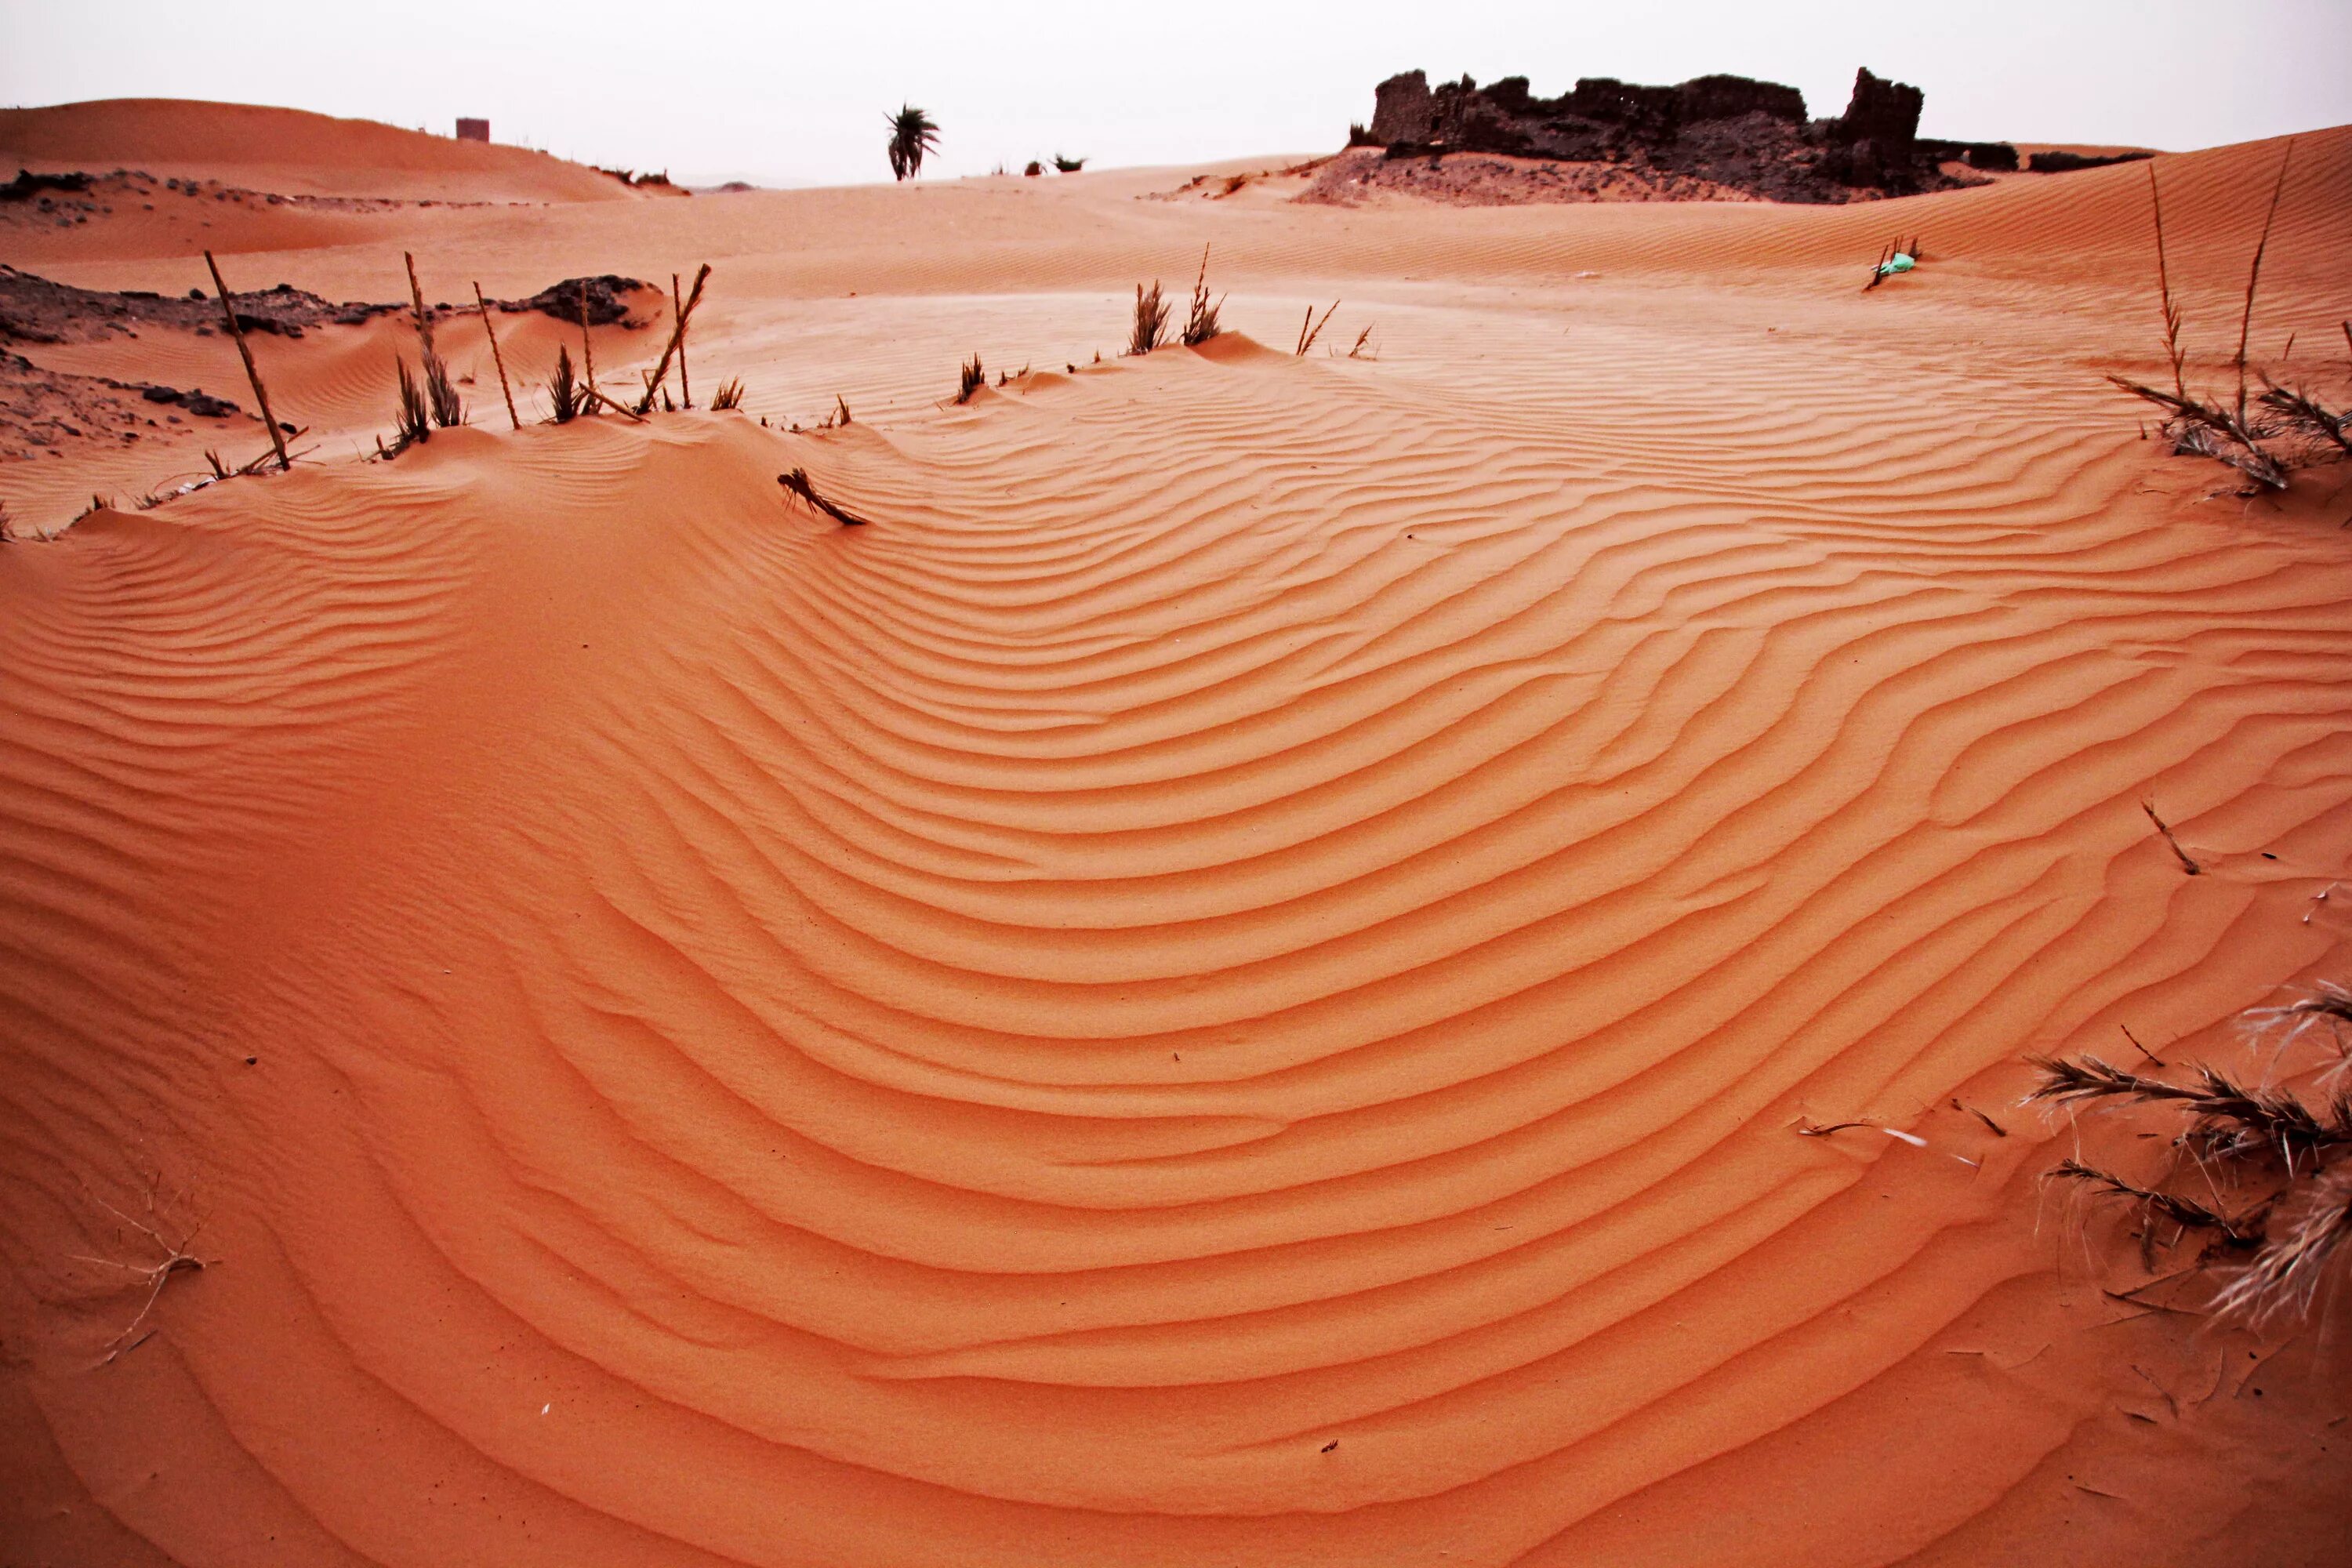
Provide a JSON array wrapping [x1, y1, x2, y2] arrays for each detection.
[[4, 134, 2350, 1567]]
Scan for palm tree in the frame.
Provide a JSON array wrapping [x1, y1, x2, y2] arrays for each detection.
[[887, 105, 941, 182]]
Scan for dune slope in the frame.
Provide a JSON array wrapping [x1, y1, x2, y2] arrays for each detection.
[[2, 122, 2350, 1567], [0, 98, 637, 203]]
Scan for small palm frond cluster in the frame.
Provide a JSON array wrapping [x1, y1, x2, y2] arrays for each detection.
[[2031, 978, 2352, 1326], [887, 105, 942, 182]]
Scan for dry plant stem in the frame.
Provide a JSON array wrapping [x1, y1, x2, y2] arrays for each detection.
[[2140, 798, 2200, 874], [403, 252, 434, 352], [672, 274, 691, 408], [584, 386, 644, 423], [2233, 139, 2295, 426], [2050, 1158, 2262, 1244], [778, 466, 869, 526], [577, 279, 599, 405], [2144, 163, 2187, 401], [201, 250, 290, 471], [473, 282, 520, 430], [633, 263, 711, 415], [1296, 299, 1339, 356]]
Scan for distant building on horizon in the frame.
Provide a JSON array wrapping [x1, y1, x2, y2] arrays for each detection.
[[456, 118, 489, 143]]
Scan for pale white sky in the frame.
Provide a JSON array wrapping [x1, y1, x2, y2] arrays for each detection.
[[4, 0, 2347, 187]]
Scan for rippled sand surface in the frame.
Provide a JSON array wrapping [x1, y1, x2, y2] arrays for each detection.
[[4, 105, 2350, 1566]]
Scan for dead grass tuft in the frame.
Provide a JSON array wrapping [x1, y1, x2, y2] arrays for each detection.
[[1129, 281, 1169, 355], [2107, 142, 2346, 495], [390, 358, 431, 452], [2029, 981, 2352, 1324]]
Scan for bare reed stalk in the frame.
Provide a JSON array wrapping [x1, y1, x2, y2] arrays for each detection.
[[672, 273, 691, 408], [402, 252, 463, 426], [2147, 164, 2186, 401], [632, 263, 710, 415], [777, 466, 870, 526], [201, 249, 290, 471], [577, 279, 600, 408], [472, 282, 520, 430], [2234, 139, 2295, 428]]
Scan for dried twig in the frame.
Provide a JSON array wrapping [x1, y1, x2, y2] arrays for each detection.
[[632, 262, 710, 415], [777, 466, 869, 526], [200, 250, 290, 472], [2140, 798, 2201, 875], [577, 278, 600, 408], [2233, 140, 2294, 428], [672, 272, 692, 408], [74, 1185, 209, 1355], [473, 281, 520, 430]]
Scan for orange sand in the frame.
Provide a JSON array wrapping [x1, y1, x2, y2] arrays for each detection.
[[3, 100, 2351, 1567], [0, 99, 639, 204]]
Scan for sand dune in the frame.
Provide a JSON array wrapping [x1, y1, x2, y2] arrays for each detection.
[[0, 98, 640, 203], [2, 111, 2350, 1566]]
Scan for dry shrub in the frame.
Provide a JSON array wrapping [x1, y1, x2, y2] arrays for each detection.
[[710, 377, 746, 411], [1129, 281, 1169, 355], [2108, 141, 2348, 494], [2031, 979, 2352, 1325], [956, 353, 985, 405]]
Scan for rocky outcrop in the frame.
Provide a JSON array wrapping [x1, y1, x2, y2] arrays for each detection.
[[1352, 65, 2007, 204]]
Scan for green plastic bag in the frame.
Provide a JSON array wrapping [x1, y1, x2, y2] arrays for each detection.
[[1879, 252, 1916, 275]]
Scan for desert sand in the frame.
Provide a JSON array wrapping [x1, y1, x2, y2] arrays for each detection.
[[3, 100, 2350, 1566]]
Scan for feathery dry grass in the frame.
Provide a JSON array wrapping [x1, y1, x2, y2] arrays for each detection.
[[2029, 979, 2352, 1324], [2105, 143, 2346, 495]]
